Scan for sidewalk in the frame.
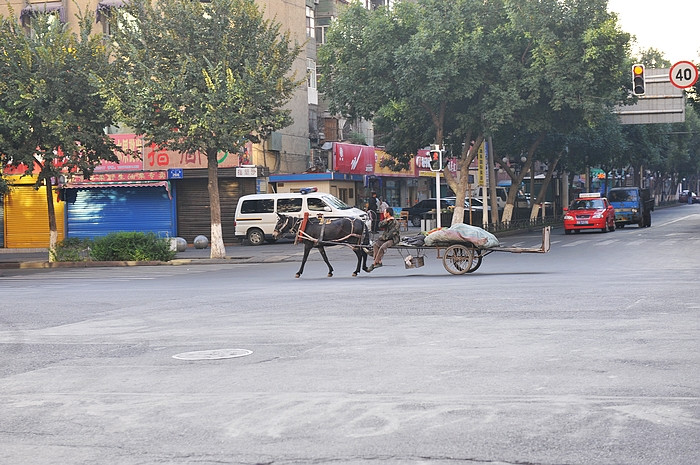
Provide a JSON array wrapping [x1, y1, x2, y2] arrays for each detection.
[[0, 241, 301, 269], [0, 226, 421, 269]]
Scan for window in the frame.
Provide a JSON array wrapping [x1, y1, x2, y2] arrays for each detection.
[[20, 2, 65, 29], [241, 199, 274, 214], [306, 6, 315, 38], [315, 25, 329, 45], [307, 198, 327, 212], [307, 59, 318, 105], [277, 198, 302, 213], [96, 1, 133, 37]]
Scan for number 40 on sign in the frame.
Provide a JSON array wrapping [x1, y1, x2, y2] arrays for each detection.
[[669, 61, 699, 89]]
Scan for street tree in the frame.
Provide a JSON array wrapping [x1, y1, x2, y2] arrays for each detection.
[[103, 0, 302, 258], [0, 10, 121, 259], [320, 0, 630, 225]]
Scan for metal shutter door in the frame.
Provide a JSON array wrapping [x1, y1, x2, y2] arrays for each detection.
[[4, 186, 65, 248], [66, 186, 175, 238], [176, 178, 254, 243]]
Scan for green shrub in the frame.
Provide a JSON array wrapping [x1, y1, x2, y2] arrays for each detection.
[[89, 232, 176, 262], [51, 237, 93, 262]]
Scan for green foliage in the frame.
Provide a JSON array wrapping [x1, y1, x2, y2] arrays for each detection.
[[104, 0, 303, 158], [51, 233, 176, 262], [0, 176, 9, 196], [89, 232, 175, 262], [636, 48, 672, 69], [321, 0, 631, 154], [101, 0, 303, 256], [321, 0, 633, 222], [0, 9, 122, 187], [347, 131, 367, 145], [51, 237, 93, 262]]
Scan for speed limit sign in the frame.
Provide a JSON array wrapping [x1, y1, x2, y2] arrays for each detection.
[[669, 61, 699, 89]]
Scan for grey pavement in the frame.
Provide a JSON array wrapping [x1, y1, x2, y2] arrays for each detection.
[[0, 224, 427, 269]]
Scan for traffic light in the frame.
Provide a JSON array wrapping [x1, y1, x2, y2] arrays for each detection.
[[632, 64, 645, 95], [429, 147, 443, 172]]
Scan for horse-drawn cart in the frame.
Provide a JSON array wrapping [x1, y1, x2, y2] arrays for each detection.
[[391, 226, 551, 275], [273, 212, 551, 278]]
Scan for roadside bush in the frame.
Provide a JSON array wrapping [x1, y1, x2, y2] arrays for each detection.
[[51, 237, 93, 262], [89, 232, 176, 262]]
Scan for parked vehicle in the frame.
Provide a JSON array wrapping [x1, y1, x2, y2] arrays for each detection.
[[402, 198, 455, 227], [444, 197, 491, 225], [607, 187, 653, 228], [234, 189, 369, 245], [469, 186, 528, 209], [563, 193, 615, 234], [679, 190, 699, 204]]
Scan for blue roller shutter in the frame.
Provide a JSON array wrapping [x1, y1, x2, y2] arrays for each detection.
[[66, 186, 176, 239]]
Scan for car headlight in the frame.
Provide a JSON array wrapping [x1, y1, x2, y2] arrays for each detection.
[[592, 211, 604, 218], [631, 208, 638, 213], [564, 214, 574, 220]]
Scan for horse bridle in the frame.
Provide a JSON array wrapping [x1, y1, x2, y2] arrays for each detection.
[[273, 215, 302, 237]]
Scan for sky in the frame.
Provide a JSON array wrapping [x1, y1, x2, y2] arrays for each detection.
[[607, 0, 699, 65]]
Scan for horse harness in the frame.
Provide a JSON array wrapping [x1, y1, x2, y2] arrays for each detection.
[[295, 215, 365, 245]]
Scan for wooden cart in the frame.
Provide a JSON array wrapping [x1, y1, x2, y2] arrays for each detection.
[[391, 226, 551, 275]]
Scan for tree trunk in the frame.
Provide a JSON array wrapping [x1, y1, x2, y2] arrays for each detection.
[[445, 134, 482, 226], [45, 178, 57, 263], [501, 133, 545, 223], [207, 149, 226, 259], [529, 156, 560, 221]]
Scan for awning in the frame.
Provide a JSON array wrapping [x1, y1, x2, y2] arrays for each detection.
[[96, 0, 125, 23], [20, 2, 65, 26], [63, 181, 171, 199]]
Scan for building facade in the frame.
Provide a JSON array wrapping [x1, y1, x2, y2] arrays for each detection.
[[0, 0, 427, 247]]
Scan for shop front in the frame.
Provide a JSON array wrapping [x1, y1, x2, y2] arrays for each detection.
[[62, 171, 176, 239], [3, 177, 65, 248]]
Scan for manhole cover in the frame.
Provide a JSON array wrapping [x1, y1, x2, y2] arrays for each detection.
[[172, 348, 253, 361]]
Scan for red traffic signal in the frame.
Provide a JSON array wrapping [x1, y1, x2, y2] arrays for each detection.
[[429, 149, 443, 172], [632, 64, 645, 95]]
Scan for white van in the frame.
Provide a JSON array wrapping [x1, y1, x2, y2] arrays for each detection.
[[234, 190, 369, 245]]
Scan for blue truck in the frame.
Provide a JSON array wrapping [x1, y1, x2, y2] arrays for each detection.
[[608, 187, 653, 228]]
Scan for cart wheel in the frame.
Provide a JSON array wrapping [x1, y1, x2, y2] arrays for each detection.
[[466, 249, 483, 273], [442, 244, 475, 275]]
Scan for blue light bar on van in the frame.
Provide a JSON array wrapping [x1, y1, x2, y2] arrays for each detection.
[[299, 187, 318, 194]]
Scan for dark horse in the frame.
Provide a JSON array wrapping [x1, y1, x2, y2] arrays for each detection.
[[273, 213, 370, 278]]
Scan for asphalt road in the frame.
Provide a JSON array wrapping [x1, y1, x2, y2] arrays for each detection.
[[1, 204, 698, 464]]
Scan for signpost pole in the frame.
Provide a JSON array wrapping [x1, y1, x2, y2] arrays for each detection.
[[435, 169, 441, 229]]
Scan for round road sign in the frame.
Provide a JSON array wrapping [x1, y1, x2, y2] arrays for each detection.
[[669, 61, 699, 89]]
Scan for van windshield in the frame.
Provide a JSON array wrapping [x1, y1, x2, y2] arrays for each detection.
[[322, 194, 351, 210]]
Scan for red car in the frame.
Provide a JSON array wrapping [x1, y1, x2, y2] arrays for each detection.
[[563, 193, 615, 234]]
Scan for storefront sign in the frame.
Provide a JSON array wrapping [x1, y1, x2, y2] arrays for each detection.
[[236, 166, 258, 177], [71, 171, 168, 183], [374, 150, 416, 176], [144, 142, 248, 170], [96, 134, 145, 172], [334, 143, 375, 175]]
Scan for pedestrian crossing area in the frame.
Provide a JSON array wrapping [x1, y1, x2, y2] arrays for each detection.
[[508, 234, 698, 249]]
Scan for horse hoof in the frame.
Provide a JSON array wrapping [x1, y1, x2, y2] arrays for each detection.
[[295, 273, 301, 278], [352, 272, 358, 277], [327, 273, 333, 277]]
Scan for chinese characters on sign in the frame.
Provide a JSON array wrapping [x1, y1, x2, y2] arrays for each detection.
[[96, 134, 251, 171], [72, 171, 169, 183], [96, 134, 145, 172], [236, 166, 257, 177], [143, 142, 249, 170]]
